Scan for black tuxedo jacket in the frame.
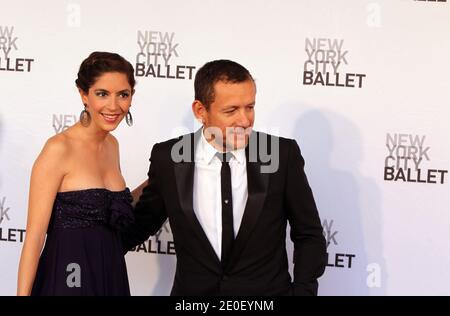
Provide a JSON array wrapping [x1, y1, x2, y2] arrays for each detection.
[[122, 130, 326, 296]]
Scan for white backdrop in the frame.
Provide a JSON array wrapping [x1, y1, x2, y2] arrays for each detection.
[[1, 0, 450, 296]]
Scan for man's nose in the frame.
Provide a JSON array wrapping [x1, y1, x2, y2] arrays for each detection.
[[236, 110, 251, 127]]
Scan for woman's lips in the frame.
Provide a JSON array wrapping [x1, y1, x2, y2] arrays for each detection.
[[101, 113, 121, 124]]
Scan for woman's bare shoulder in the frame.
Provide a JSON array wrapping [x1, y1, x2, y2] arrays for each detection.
[[34, 133, 71, 170]]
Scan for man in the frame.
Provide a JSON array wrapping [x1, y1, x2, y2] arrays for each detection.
[[122, 60, 327, 296]]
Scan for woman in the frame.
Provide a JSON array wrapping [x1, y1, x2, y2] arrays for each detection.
[[17, 52, 136, 296]]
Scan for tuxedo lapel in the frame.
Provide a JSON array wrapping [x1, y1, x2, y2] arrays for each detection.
[[227, 132, 270, 270], [174, 131, 221, 271]]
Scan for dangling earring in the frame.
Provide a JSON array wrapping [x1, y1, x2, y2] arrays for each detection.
[[125, 110, 133, 126], [80, 104, 91, 127]]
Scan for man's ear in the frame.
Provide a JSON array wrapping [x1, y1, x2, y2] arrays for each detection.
[[192, 100, 207, 124]]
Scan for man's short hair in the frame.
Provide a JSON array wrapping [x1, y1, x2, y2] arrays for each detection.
[[194, 59, 254, 109]]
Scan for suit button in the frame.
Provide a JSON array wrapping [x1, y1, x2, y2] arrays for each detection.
[[222, 275, 229, 281]]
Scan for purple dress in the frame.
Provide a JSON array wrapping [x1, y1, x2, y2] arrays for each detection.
[[31, 188, 134, 296]]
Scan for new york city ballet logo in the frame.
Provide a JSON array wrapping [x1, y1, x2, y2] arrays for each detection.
[[130, 221, 175, 255], [52, 114, 77, 134], [135, 30, 196, 80], [302, 38, 366, 88], [323, 219, 356, 269], [0, 196, 26, 243], [0, 26, 35, 73], [384, 133, 448, 184]]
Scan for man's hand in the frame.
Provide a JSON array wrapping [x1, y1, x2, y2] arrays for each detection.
[[131, 180, 148, 207]]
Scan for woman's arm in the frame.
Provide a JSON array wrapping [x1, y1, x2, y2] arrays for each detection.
[[17, 137, 67, 296]]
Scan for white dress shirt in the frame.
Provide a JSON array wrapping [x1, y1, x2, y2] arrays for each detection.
[[193, 130, 248, 260]]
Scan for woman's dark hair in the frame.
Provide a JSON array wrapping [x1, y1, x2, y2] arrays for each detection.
[[194, 59, 254, 109], [75, 51, 135, 93]]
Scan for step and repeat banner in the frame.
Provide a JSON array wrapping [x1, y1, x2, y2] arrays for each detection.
[[1, 0, 449, 296]]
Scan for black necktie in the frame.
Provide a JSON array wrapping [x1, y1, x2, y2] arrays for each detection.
[[217, 152, 234, 267]]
